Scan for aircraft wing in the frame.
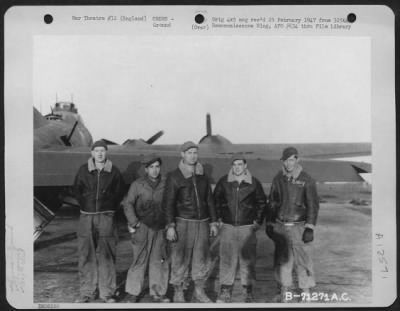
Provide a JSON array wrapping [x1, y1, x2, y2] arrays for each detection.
[[34, 147, 371, 187]]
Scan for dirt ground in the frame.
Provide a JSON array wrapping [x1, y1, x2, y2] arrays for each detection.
[[34, 185, 372, 305]]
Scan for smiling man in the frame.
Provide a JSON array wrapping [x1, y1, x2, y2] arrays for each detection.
[[163, 141, 219, 303], [73, 140, 124, 303], [266, 147, 320, 303], [213, 153, 267, 303]]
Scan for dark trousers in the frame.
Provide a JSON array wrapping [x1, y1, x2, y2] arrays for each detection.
[[125, 223, 170, 297], [169, 218, 210, 286], [77, 212, 117, 299], [219, 224, 257, 286]]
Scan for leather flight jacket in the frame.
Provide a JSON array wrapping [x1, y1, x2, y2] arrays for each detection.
[[122, 176, 167, 230], [214, 174, 267, 226], [163, 168, 217, 225], [73, 159, 125, 213], [267, 170, 319, 225]]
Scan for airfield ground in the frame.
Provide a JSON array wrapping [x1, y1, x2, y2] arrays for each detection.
[[34, 184, 372, 304]]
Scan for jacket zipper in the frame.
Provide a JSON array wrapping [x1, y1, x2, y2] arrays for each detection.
[[96, 170, 100, 213], [284, 177, 291, 221], [235, 184, 240, 225], [192, 175, 201, 219]]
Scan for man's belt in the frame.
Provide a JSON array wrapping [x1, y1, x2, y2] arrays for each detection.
[[276, 218, 305, 226], [80, 210, 115, 215]]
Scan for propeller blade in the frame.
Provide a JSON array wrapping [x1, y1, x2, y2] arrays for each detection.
[[146, 130, 164, 144], [66, 121, 79, 142], [199, 113, 213, 143], [60, 120, 79, 146]]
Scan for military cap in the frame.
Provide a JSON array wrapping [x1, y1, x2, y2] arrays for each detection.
[[281, 146, 298, 161], [142, 154, 162, 168], [231, 153, 247, 163], [180, 141, 198, 152], [91, 140, 108, 150]]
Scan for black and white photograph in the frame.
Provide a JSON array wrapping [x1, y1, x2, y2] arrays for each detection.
[[4, 5, 396, 308]]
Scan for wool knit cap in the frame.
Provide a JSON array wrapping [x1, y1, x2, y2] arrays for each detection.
[[91, 140, 108, 150]]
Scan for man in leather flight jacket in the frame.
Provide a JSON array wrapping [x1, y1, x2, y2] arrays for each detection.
[[73, 140, 124, 303], [265, 147, 319, 303], [213, 153, 267, 303], [163, 141, 219, 303]]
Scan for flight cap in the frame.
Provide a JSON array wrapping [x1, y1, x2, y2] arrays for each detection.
[[231, 153, 247, 163], [281, 146, 298, 161], [142, 154, 162, 168], [91, 140, 108, 151], [181, 141, 198, 152]]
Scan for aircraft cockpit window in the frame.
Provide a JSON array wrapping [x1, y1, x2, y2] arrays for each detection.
[[44, 114, 62, 121]]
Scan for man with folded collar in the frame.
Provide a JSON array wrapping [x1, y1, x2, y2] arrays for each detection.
[[266, 147, 319, 303], [122, 154, 170, 303], [73, 140, 124, 303], [213, 153, 267, 303], [163, 141, 219, 303]]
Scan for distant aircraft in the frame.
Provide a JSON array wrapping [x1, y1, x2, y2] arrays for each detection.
[[34, 103, 371, 239]]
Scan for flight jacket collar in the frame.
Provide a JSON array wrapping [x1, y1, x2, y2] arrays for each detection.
[[227, 168, 253, 184], [282, 164, 303, 181], [88, 158, 112, 173], [179, 160, 204, 178]]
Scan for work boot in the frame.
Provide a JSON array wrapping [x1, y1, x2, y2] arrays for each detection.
[[193, 280, 212, 303], [75, 295, 93, 303], [152, 295, 171, 303], [173, 285, 185, 303], [125, 294, 138, 303], [75, 291, 98, 303], [270, 286, 291, 303], [280, 287, 292, 303], [243, 285, 254, 303], [101, 296, 116, 303], [216, 285, 232, 303], [300, 288, 310, 303]]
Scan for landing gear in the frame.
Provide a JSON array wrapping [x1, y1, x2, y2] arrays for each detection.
[[34, 197, 55, 241]]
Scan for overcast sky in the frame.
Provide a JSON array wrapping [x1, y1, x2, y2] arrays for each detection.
[[33, 35, 370, 144]]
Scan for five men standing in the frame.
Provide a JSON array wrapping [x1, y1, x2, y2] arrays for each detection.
[[73, 141, 319, 303]]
